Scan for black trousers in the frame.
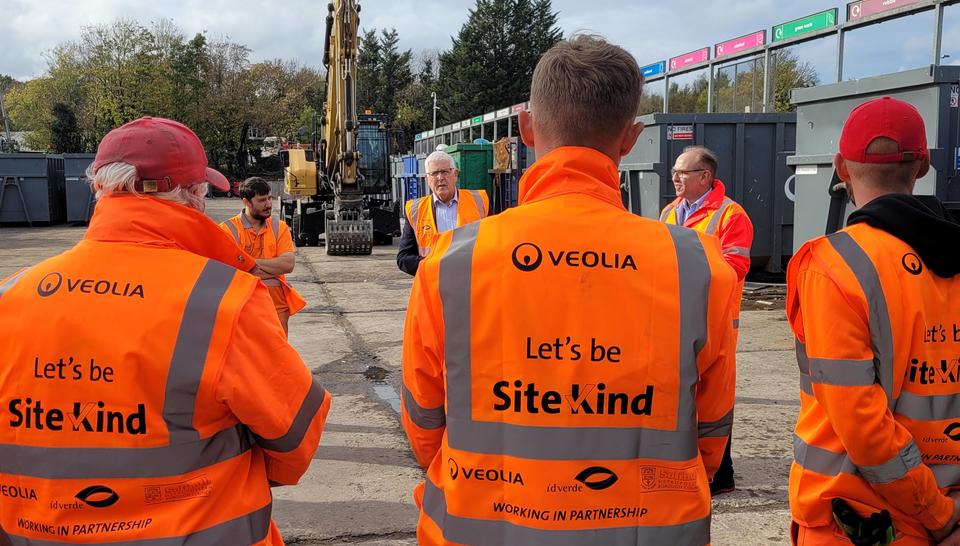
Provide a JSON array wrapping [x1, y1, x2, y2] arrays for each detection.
[[716, 435, 734, 480]]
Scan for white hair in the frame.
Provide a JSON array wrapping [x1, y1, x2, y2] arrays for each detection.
[[425, 150, 456, 170], [86, 162, 209, 212]]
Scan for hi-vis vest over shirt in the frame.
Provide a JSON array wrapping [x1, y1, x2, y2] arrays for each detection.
[[787, 223, 960, 539], [401, 147, 739, 546], [221, 212, 306, 316], [0, 194, 330, 545], [660, 180, 753, 282], [405, 189, 488, 257]]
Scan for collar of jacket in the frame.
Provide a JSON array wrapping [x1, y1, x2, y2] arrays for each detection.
[[518, 146, 625, 210], [672, 179, 728, 215], [84, 194, 255, 271]]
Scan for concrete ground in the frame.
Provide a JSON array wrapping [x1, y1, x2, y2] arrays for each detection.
[[0, 197, 799, 545]]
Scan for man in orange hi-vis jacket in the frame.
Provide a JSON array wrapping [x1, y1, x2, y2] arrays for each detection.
[[0, 117, 331, 545], [660, 145, 753, 496], [221, 177, 307, 336], [788, 97, 960, 545], [400, 35, 739, 546]]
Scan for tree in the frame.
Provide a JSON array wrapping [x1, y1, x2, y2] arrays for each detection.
[[50, 102, 82, 153], [771, 49, 819, 112], [356, 29, 382, 114], [437, 0, 561, 124]]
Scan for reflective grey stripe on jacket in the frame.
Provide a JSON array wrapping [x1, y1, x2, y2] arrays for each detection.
[[466, 190, 487, 219], [7, 504, 272, 546], [422, 479, 710, 546], [403, 384, 446, 429], [225, 220, 241, 243], [793, 434, 922, 485], [796, 341, 877, 391], [704, 198, 734, 235], [0, 268, 30, 301], [826, 232, 896, 407]]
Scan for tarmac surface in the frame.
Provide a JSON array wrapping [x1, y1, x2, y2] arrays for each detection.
[[0, 197, 799, 545]]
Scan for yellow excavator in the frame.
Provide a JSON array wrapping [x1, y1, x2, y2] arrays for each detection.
[[280, 0, 398, 254]]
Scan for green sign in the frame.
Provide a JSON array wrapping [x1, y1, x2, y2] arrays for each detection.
[[472, 116, 483, 124], [772, 8, 837, 42]]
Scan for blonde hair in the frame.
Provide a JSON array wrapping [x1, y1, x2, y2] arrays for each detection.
[[845, 137, 920, 192], [530, 34, 643, 146], [86, 162, 209, 211]]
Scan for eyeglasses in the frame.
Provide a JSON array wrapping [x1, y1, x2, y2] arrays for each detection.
[[671, 168, 707, 178], [427, 168, 455, 179]]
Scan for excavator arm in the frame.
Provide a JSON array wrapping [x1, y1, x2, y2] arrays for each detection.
[[320, 0, 373, 254]]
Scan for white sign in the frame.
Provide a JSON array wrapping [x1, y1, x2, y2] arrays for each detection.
[[483, 112, 496, 122], [951, 85, 959, 108], [795, 165, 818, 175], [453, 122, 462, 129], [496, 108, 510, 119]]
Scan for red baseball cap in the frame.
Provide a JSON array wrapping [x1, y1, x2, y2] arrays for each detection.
[[92, 117, 230, 191], [839, 97, 927, 164]]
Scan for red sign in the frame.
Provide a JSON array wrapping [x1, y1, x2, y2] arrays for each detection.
[[511, 102, 528, 114], [848, 0, 926, 20], [669, 48, 710, 72], [669, 125, 694, 140], [715, 31, 766, 59]]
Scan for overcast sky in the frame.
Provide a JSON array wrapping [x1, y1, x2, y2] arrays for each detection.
[[2, 0, 956, 86]]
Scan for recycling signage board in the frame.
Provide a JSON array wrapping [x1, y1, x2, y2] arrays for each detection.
[[669, 48, 710, 72], [714, 31, 766, 59], [471, 116, 484, 125], [773, 8, 838, 42], [640, 61, 666, 78], [847, 0, 926, 21]]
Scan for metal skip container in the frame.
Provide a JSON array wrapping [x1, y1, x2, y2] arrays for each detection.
[[0, 153, 66, 225], [619, 113, 797, 273], [789, 65, 960, 251], [63, 153, 96, 223]]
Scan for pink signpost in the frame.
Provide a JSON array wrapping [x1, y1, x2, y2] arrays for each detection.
[[847, 0, 926, 20], [668, 48, 710, 72], [714, 31, 766, 59]]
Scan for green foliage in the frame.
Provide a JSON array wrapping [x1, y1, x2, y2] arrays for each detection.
[[4, 19, 322, 177], [51, 103, 82, 153], [437, 0, 561, 124], [665, 49, 819, 114]]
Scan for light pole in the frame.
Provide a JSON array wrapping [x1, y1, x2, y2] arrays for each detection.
[[431, 91, 438, 131]]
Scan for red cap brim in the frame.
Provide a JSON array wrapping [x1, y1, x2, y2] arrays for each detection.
[[205, 167, 230, 191]]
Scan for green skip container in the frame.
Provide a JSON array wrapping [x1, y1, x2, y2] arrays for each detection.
[[446, 143, 493, 198]]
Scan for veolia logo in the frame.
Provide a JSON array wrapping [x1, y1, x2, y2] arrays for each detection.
[[512, 243, 543, 272], [448, 458, 460, 480], [37, 272, 63, 297], [75, 485, 120, 508], [902, 253, 923, 276]]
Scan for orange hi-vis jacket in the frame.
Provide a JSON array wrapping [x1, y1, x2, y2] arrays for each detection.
[[0, 194, 331, 545], [660, 180, 754, 282], [221, 213, 306, 316], [401, 146, 739, 546], [787, 224, 959, 539], [405, 189, 488, 257]]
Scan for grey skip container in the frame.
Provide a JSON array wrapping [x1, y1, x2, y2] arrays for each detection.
[[63, 153, 96, 223], [0, 153, 66, 225], [619, 112, 797, 273], [789, 65, 960, 251]]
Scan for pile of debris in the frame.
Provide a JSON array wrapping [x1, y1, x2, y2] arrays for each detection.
[[740, 282, 786, 311]]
